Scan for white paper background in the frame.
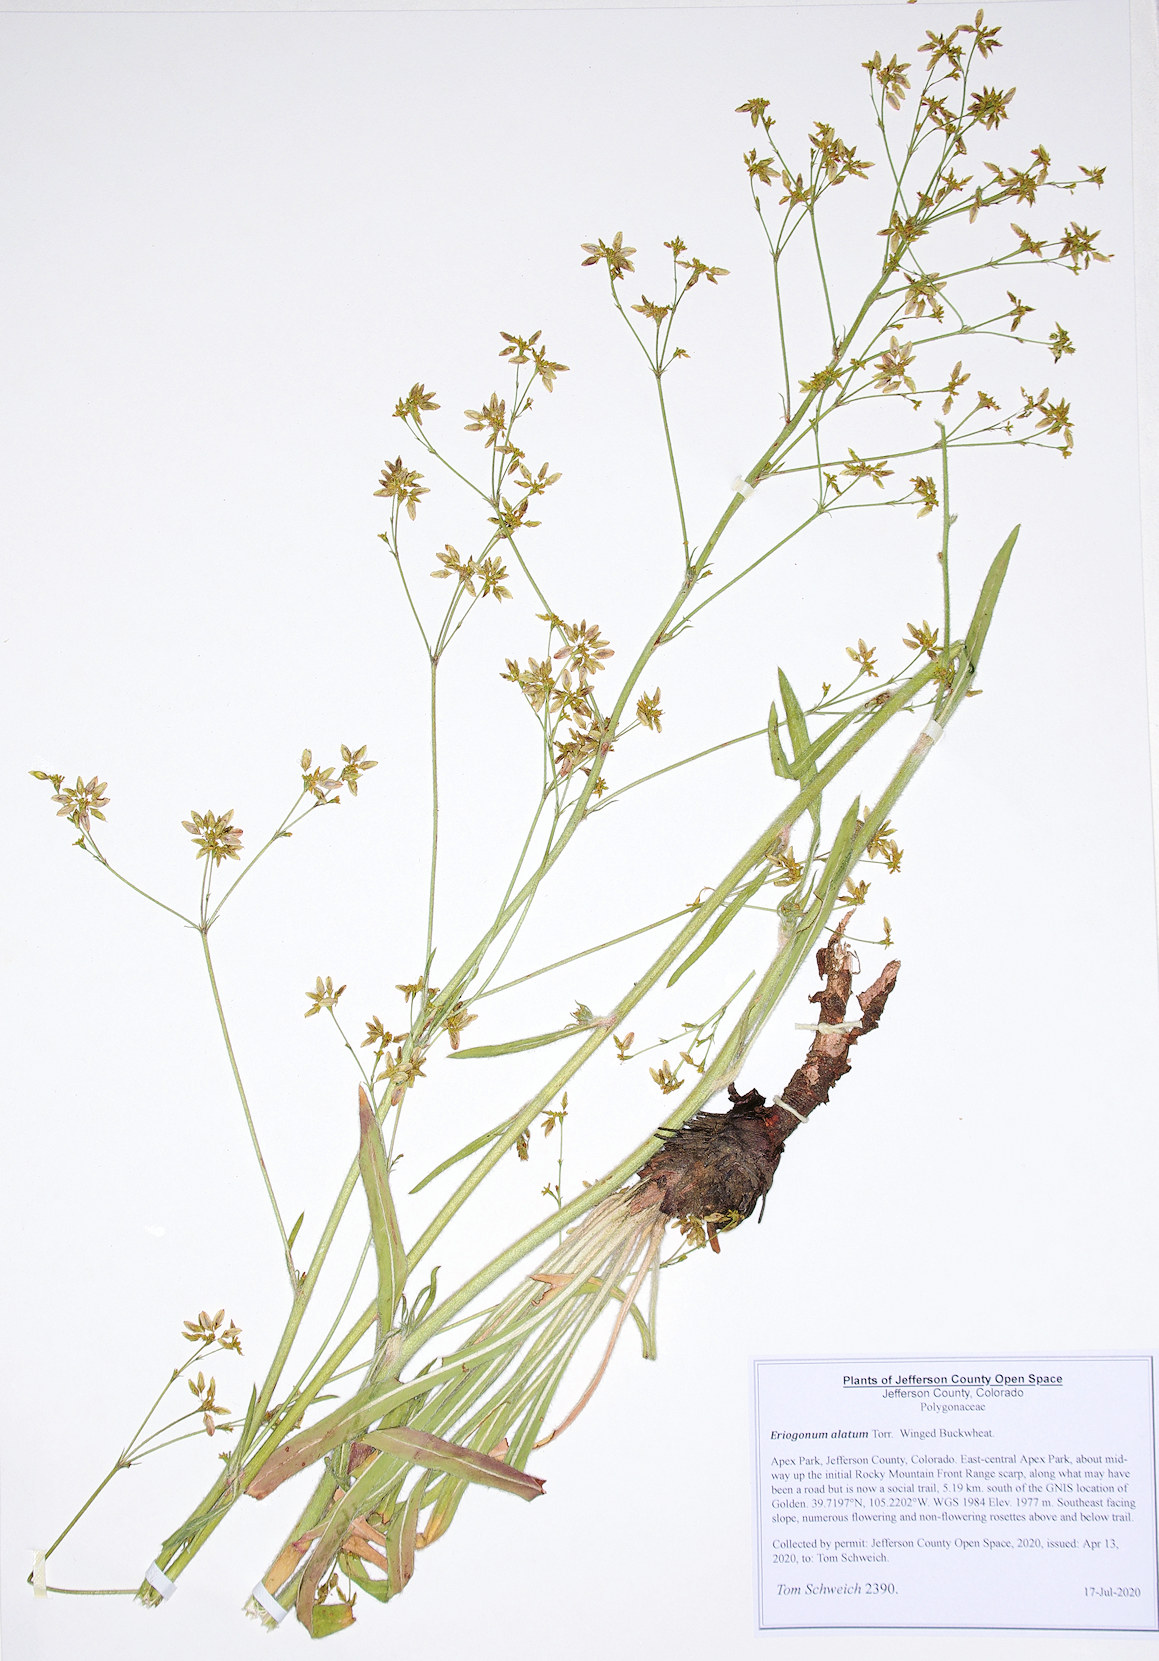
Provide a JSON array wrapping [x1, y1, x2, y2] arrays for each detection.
[[2, 2, 1157, 1658]]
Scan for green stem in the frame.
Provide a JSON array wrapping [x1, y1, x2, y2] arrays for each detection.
[[40, 1460, 128, 1564], [936, 422, 953, 716], [199, 928, 290, 1269], [206, 792, 310, 925], [808, 206, 836, 343], [589, 729, 764, 813], [151, 1154, 365, 1583], [655, 373, 691, 569], [476, 907, 691, 1003], [426, 656, 440, 973], [84, 845, 196, 929]]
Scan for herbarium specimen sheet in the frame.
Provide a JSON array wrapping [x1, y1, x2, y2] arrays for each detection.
[[3, 2, 1154, 1657]]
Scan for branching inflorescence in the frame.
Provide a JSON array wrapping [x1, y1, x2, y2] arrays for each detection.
[[30, 11, 1108, 1637]]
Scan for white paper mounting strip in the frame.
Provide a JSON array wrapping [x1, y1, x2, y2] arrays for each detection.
[[794, 1021, 857, 1034], [731, 475, 756, 499], [774, 1094, 808, 1124], [32, 1549, 47, 1598], [921, 716, 944, 743], [145, 1560, 176, 1599], [251, 1581, 290, 1625]]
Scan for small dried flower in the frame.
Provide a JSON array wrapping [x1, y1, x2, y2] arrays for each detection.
[[463, 394, 507, 448], [396, 978, 437, 1005], [554, 620, 614, 676], [512, 461, 561, 497], [541, 1099, 568, 1136], [50, 775, 110, 834], [636, 689, 663, 732], [361, 1017, 397, 1051], [1048, 324, 1075, 362], [903, 273, 946, 319], [1011, 222, 1046, 256], [443, 1002, 478, 1051], [735, 96, 771, 128], [766, 844, 806, 888], [580, 232, 636, 281], [476, 557, 512, 601], [649, 1059, 682, 1095], [863, 50, 912, 110], [182, 809, 243, 866], [842, 451, 893, 489], [967, 85, 1015, 130], [1007, 292, 1034, 332], [1058, 222, 1111, 272], [393, 383, 440, 426], [909, 478, 938, 519], [339, 744, 377, 795], [809, 121, 872, 185], [304, 976, 346, 1018], [846, 639, 879, 678], [902, 619, 940, 657], [676, 253, 729, 288], [530, 344, 569, 391], [837, 878, 870, 909], [182, 1307, 244, 1354], [872, 337, 917, 394], [189, 1372, 230, 1436], [374, 457, 428, 521], [941, 361, 971, 414]]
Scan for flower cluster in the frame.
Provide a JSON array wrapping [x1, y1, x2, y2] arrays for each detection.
[[430, 545, 511, 601], [183, 809, 244, 866], [502, 616, 619, 781], [300, 745, 377, 802], [375, 456, 428, 521], [182, 1307, 243, 1355], [188, 1371, 231, 1437], [40, 774, 110, 836], [304, 976, 346, 1018]]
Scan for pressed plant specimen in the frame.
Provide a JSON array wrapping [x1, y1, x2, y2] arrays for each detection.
[[26, 10, 1112, 1639]]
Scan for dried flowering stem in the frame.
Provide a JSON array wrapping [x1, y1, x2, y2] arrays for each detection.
[[28, 1310, 245, 1598]]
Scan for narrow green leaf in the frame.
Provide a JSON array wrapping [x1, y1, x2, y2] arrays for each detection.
[[767, 698, 792, 778], [777, 668, 813, 780], [778, 667, 822, 835], [287, 1211, 305, 1251], [220, 1383, 261, 1487], [795, 708, 859, 773], [363, 1427, 545, 1501], [575, 1276, 654, 1357], [408, 1120, 513, 1193], [449, 1024, 588, 1060], [962, 525, 1018, 675], [386, 1473, 426, 1595], [358, 1087, 408, 1338], [310, 1600, 356, 1637], [294, 1450, 404, 1630], [813, 796, 862, 909], [408, 1266, 439, 1326], [339, 1555, 393, 1603], [667, 867, 768, 988], [238, 1384, 259, 1447]]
